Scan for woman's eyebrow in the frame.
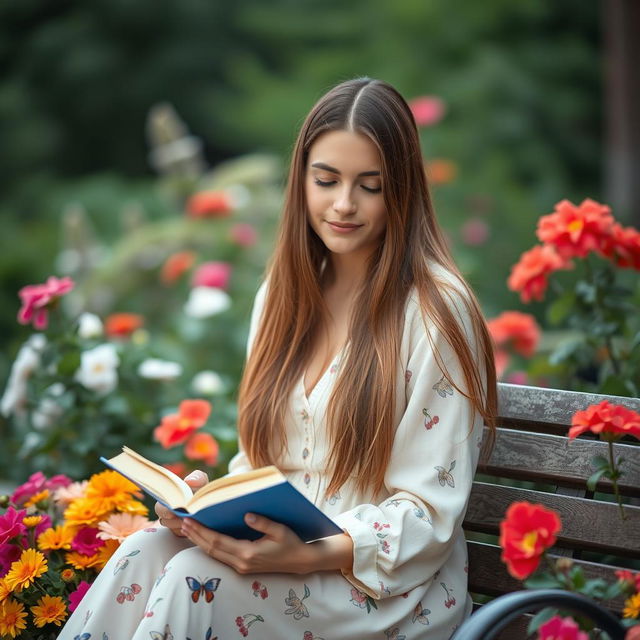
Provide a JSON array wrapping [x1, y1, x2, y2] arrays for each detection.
[[310, 162, 380, 177]]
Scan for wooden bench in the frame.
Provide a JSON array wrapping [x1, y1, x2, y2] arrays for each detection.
[[463, 382, 640, 639]]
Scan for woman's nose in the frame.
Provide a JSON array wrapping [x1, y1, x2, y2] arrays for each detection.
[[333, 187, 357, 214]]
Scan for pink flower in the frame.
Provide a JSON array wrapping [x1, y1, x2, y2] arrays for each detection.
[[97, 513, 153, 542], [17, 276, 74, 330], [191, 262, 232, 290], [34, 513, 52, 538], [408, 96, 446, 127], [53, 481, 88, 507], [68, 581, 92, 612], [11, 471, 48, 506], [350, 587, 368, 608], [71, 527, 104, 556], [537, 615, 588, 640], [0, 543, 22, 577], [45, 474, 72, 492], [0, 507, 27, 545], [461, 218, 490, 246], [230, 223, 258, 247]]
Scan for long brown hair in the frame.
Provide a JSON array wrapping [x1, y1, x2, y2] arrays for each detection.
[[238, 78, 497, 495]]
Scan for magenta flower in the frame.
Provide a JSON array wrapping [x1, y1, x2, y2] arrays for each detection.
[[34, 513, 52, 538], [0, 543, 22, 577], [0, 506, 27, 545], [408, 96, 446, 127], [17, 275, 75, 330], [538, 615, 588, 640], [11, 471, 47, 506], [68, 580, 92, 612], [191, 261, 232, 290], [230, 223, 258, 247], [71, 527, 104, 556]]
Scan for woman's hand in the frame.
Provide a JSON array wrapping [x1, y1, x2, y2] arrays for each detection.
[[154, 470, 208, 537], [180, 513, 353, 574]]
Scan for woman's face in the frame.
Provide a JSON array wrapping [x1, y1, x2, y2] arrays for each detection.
[[305, 130, 387, 262]]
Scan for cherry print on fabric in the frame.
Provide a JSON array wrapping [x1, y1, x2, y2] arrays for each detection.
[[115, 583, 142, 603], [251, 580, 269, 599], [235, 613, 264, 636], [435, 460, 456, 487], [185, 576, 221, 603], [422, 408, 440, 430], [432, 375, 453, 398], [303, 632, 325, 640], [143, 597, 163, 618], [284, 585, 310, 619], [349, 587, 378, 613], [441, 582, 456, 608]]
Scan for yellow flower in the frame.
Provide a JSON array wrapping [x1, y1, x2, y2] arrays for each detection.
[[22, 515, 43, 528], [624, 593, 640, 619], [60, 568, 76, 582], [0, 598, 28, 638], [30, 594, 68, 627], [38, 524, 75, 551], [24, 489, 50, 508], [64, 497, 110, 529], [4, 548, 48, 592], [0, 578, 10, 603], [64, 551, 101, 570], [84, 470, 142, 513]]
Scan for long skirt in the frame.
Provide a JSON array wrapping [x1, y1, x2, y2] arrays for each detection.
[[57, 526, 469, 640]]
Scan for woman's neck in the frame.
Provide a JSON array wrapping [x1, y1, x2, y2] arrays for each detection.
[[325, 251, 371, 295]]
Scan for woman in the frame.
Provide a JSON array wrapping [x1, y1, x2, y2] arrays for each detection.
[[59, 77, 497, 640]]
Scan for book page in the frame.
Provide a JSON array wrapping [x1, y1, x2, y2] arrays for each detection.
[[109, 448, 192, 507]]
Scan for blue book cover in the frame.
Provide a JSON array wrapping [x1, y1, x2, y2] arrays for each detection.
[[100, 449, 342, 543]]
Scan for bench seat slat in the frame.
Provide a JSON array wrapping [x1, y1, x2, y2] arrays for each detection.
[[478, 427, 640, 495], [465, 482, 640, 555]]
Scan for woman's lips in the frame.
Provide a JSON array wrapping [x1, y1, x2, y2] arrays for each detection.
[[327, 221, 363, 233]]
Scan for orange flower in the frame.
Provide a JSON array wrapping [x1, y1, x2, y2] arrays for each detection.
[[0, 598, 27, 638], [4, 548, 48, 592], [93, 538, 120, 570], [161, 250, 197, 285], [536, 198, 614, 259], [30, 594, 68, 627], [569, 401, 640, 441], [60, 568, 76, 582], [0, 578, 10, 602], [186, 190, 233, 218], [624, 594, 640, 619], [63, 497, 111, 529], [508, 244, 572, 303], [487, 311, 541, 358], [24, 489, 49, 508], [163, 461, 187, 477], [185, 432, 219, 466], [22, 515, 43, 528], [499, 501, 561, 579], [154, 399, 211, 448], [64, 551, 101, 570], [104, 312, 144, 338], [84, 470, 143, 513], [603, 223, 640, 270], [425, 159, 457, 185], [37, 524, 75, 551]]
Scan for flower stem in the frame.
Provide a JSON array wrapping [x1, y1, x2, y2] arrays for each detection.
[[607, 440, 626, 521]]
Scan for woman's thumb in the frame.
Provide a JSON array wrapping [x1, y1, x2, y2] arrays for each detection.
[[184, 470, 208, 489]]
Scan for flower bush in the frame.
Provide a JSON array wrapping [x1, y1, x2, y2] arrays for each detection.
[[507, 198, 640, 396], [0, 470, 151, 639], [498, 500, 640, 638]]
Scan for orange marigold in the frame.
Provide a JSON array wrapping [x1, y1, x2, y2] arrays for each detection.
[[0, 578, 10, 602], [31, 594, 68, 627], [507, 244, 571, 303], [161, 250, 197, 285], [38, 524, 75, 551], [536, 198, 614, 259], [569, 401, 640, 441], [63, 496, 111, 529], [24, 489, 50, 508], [92, 538, 120, 570], [64, 551, 101, 570], [0, 598, 28, 638], [84, 470, 142, 513], [185, 432, 219, 466], [4, 548, 48, 592], [499, 501, 561, 580]]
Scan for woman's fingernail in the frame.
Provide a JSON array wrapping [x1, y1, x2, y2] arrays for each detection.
[[245, 513, 256, 524]]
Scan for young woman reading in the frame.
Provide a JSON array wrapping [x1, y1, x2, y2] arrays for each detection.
[[59, 77, 497, 640]]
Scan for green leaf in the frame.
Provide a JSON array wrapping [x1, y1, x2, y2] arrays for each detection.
[[524, 573, 563, 589], [591, 454, 609, 469], [527, 607, 559, 634], [57, 350, 81, 376], [547, 291, 577, 326], [587, 467, 609, 491]]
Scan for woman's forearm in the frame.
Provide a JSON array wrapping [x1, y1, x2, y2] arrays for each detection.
[[303, 532, 354, 574]]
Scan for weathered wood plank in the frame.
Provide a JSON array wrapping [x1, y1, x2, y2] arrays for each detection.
[[467, 541, 629, 613], [464, 482, 640, 555], [497, 383, 640, 430], [478, 427, 640, 496]]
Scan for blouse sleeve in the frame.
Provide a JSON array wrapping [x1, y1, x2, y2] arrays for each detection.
[[333, 287, 485, 599], [227, 281, 268, 476]]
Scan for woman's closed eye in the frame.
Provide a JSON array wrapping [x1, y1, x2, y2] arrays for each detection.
[[314, 177, 382, 194]]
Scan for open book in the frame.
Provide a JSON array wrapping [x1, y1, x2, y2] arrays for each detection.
[[101, 447, 342, 542]]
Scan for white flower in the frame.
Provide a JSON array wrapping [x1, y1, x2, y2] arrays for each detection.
[[192, 370, 225, 395], [138, 358, 183, 380], [76, 344, 120, 395], [184, 286, 231, 318], [32, 384, 66, 431], [77, 312, 103, 339], [1, 335, 47, 417]]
